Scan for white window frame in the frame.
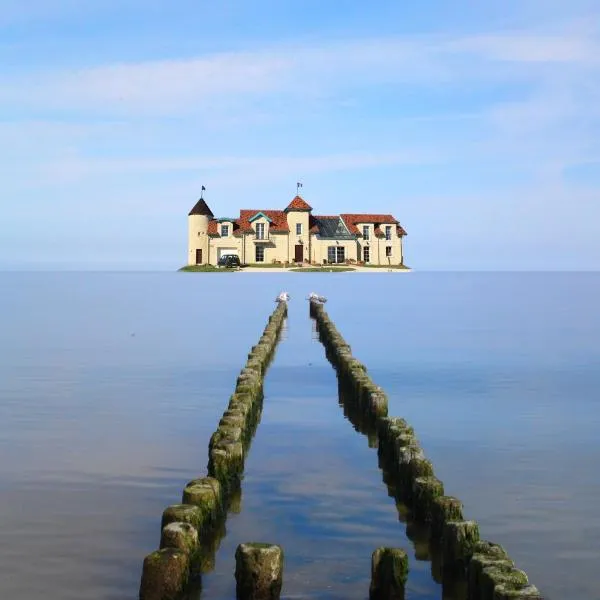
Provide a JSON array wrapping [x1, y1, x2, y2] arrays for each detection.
[[363, 246, 370, 262], [385, 226, 392, 240], [255, 246, 265, 262], [327, 246, 336, 263], [221, 224, 229, 237], [336, 247, 345, 263], [363, 225, 370, 240], [296, 223, 302, 235], [256, 222, 266, 240]]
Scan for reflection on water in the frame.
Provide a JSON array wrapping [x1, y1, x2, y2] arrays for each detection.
[[0, 272, 599, 600]]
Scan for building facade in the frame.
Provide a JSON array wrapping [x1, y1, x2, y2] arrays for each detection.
[[187, 195, 407, 266]]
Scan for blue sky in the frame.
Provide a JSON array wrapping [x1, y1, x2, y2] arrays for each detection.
[[1, 0, 598, 270]]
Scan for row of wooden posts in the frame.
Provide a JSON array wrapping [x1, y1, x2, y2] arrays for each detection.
[[309, 299, 543, 600], [139, 302, 288, 600]]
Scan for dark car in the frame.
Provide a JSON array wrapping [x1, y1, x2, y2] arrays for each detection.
[[217, 254, 241, 268]]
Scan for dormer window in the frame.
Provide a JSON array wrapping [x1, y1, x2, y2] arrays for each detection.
[[256, 222, 266, 240], [363, 225, 370, 240], [221, 224, 229, 237]]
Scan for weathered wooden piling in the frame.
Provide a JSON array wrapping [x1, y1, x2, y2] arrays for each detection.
[[493, 584, 542, 599], [412, 476, 444, 522], [442, 520, 480, 577], [140, 302, 288, 599], [159, 522, 199, 554], [139, 548, 190, 600], [235, 543, 284, 600], [430, 496, 463, 544], [369, 547, 409, 600]]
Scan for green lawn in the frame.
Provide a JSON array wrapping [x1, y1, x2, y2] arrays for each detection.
[[243, 263, 290, 268], [178, 265, 235, 272], [289, 267, 355, 272], [360, 264, 410, 269]]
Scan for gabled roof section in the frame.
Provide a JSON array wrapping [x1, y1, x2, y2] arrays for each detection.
[[311, 215, 356, 239], [248, 211, 273, 223], [237, 210, 290, 234], [340, 214, 406, 237], [208, 219, 241, 237], [188, 198, 214, 217], [284, 195, 313, 212]]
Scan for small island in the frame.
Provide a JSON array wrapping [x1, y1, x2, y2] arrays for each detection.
[[183, 191, 409, 271]]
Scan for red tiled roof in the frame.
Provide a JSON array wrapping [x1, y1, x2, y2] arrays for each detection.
[[340, 214, 406, 237], [208, 219, 242, 237], [236, 210, 290, 234], [208, 209, 406, 238], [285, 196, 313, 212], [207, 220, 219, 236]]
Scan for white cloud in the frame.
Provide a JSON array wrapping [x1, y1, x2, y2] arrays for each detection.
[[0, 25, 598, 117]]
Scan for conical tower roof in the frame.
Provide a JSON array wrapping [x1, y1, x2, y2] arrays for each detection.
[[284, 195, 313, 212], [188, 198, 214, 217]]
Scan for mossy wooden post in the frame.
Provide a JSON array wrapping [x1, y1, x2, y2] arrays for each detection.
[[182, 477, 223, 530], [442, 520, 480, 577], [468, 541, 511, 600], [139, 548, 190, 600], [412, 476, 444, 522], [430, 496, 463, 544], [235, 543, 283, 600], [369, 547, 409, 600], [480, 564, 528, 600], [492, 584, 542, 599], [160, 522, 199, 554], [161, 504, 204, 531]]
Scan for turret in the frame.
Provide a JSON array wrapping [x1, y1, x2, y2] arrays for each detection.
[[188, 197, 214, 265]]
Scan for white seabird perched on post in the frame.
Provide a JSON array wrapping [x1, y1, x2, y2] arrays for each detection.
[[275, 291, 290, 303], [307, 292, 327, 304]]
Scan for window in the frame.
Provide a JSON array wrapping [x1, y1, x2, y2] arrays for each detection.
[[363, 246, 370, 263], [296, 223, 302, 235], [386, 246, 392, 257], [221, 224, 229, 237], [385, 226, 392, 240], [328, 246, 345, 263], [256, 222, 265, 239], [363, 225, 370, 240], [255, 246, 265, 262]]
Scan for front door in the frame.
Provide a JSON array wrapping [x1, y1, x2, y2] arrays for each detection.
[[363, 246, 370, 263], [295, 244, 303, 262], [195, 249, 203, 264]]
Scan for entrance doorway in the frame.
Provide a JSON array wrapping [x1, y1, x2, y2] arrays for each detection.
[[295, 244, 303, 262], [195, 249, 203, 264], [363, 247, 370, 263]]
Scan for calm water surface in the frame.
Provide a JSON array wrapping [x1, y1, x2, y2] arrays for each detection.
[[0, 272, 598, 599]]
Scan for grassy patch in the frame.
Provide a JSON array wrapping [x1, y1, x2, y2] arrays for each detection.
[[361, 264, 411, 270], [178, 265, 234, 272], [290, 267, 355, 272], [243, 263, 289, 268]]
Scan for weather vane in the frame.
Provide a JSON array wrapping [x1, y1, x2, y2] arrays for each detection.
[[200, 185, 206, 200], [297, 181, 303, 195]]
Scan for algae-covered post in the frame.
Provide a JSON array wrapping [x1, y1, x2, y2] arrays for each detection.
[[235, 543, 284, 600], [139, 548, 190, 600], [139, 301, 288, 600], [369, 547, 409, 600]]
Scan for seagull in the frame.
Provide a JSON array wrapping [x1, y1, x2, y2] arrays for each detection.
[[275, 291, 290, 303], [307, 292, 327, 303]]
